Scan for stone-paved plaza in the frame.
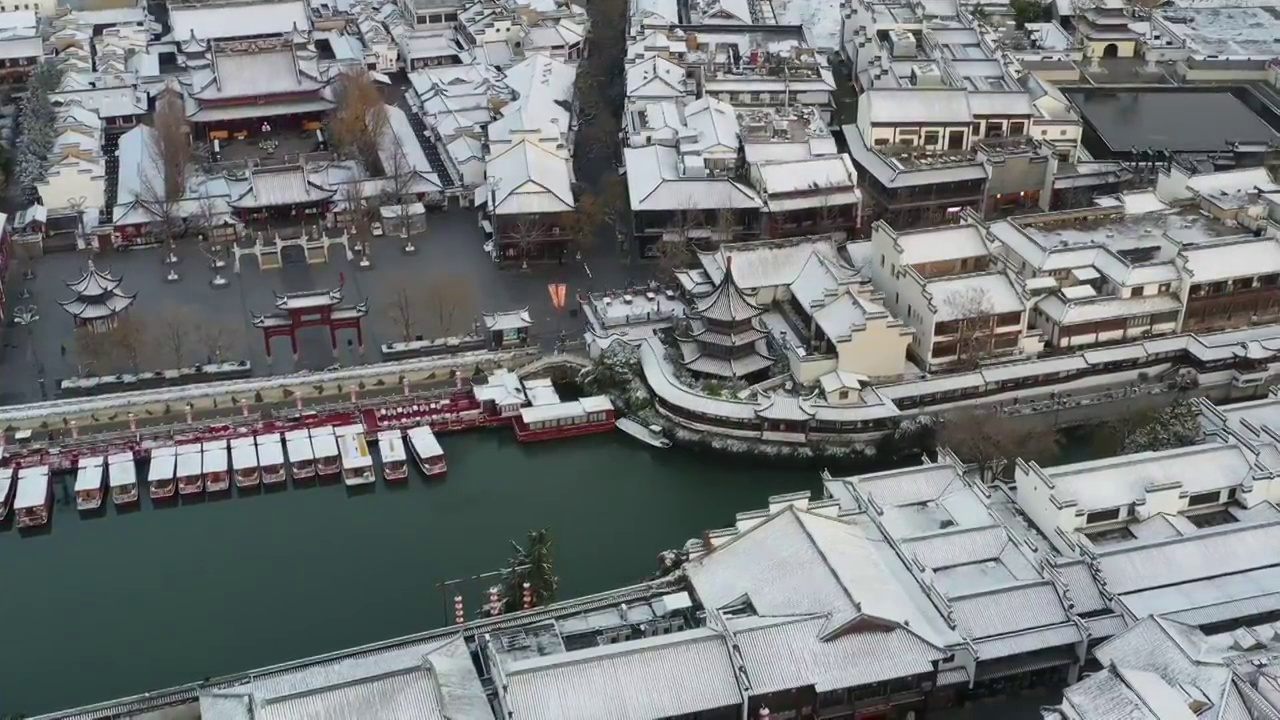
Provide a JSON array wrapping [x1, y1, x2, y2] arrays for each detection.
[[0, 209, 642, 405]]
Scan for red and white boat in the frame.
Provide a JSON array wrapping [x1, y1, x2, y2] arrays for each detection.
[[74, 455, 106, 512], [407, 425, 446, 476], [256, 433, 286, 485], [338, 433, 375, 486], [148, 446, 177, 499], [108, 452, 139, 506], [512, 396, 616, 442], [176, 444, 204, 495], [377, 430, 408, 481], [310, 426, 341, 479], [0, 466, 14, 522], [284, 429, 315, 480], [202, 440, 230, 493], [15, 465, 51, 528], [230, 437, 260, 489]]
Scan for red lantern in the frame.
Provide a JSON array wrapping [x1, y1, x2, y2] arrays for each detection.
[[522, 582, 533, 610]]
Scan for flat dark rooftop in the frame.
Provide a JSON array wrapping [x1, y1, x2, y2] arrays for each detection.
[[1067, 90, 1277, 153]]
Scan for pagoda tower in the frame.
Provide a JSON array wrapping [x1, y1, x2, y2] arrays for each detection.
[[675, 265, 774, 379], [58, 260, 137, 333]]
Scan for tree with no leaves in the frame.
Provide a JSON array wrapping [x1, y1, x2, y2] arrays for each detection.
[[422, 273, 476, 337], [507, 217, 551, 265], [155, 307, 195, 368], [197, 321, 240, 363], [328, 70, 388, 169], [941, 286, 999, 370], [142, 89, 193, 250], [937, 407, 1060, 483], [562, 191, 604, 257], [73, 316, 147, 373], [385, 280, 426, 343], [380, 145, 418, 237]]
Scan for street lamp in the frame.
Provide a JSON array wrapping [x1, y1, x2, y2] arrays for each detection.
[[13, 305, 45, 400]]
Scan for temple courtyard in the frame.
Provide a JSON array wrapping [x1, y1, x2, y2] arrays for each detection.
[[0, 209, 638, 405]]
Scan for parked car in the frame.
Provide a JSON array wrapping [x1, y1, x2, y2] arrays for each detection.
[[370, 222, 384, 237]]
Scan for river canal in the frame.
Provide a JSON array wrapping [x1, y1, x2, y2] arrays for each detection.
[[0, 431, 821, 716]]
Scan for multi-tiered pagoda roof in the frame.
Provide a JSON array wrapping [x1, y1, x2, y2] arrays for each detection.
[[58, 261, 136, 327], [676, 270, 773, 378]]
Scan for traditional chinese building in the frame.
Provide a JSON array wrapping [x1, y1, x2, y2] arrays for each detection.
[[57, 261, 136, 332], [675, 267, 774, 379], [251, 287, 368, 358], [178, 33, 336, 137]]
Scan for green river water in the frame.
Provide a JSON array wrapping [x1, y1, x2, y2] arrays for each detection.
[[0, 431, 821, 716]]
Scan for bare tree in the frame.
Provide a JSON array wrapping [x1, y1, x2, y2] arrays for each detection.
[[385, 280, 425, 342], [113, 315, 147, 372], [140, 90, 192, 252], [329, 70, 389, 168], [938, 408, 1060, 483], [563, 191, 604, 258], [155, 307, 195, 367], [380, 145, 418, 238], [197, 321, 240, 363], [507, 217, 550, 265], [339, 180, 372, 235], [941, 286, 998, 371], [713, 207, 738, 244], [73, 326, 117, 374], [422, 274, 477, 337]]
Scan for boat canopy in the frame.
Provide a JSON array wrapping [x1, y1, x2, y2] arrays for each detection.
[[74, 456, 106, 492], [339, 434, 373, 470], [0, 467, 13, 500], [334, 423, 364, 438], [285, 432, 314, 462], [176, 451, 203, 477], [407, 426, 444, 458], [257, 438, 285, 466], [231, 441, 259, 470], [203, 445, 229, 473], [377, 430, 407, 463], [148, 453, 177, 482], [108, 453, 137, 488], [14, 466, 50, 509], [311, 432, 339, 459]]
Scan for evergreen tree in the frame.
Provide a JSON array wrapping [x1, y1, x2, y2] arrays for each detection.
[[1121, 400, 1202, 454], [501, 529, 558, 613]]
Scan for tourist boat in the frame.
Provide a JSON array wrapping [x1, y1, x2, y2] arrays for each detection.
[[310, 426, 341, 479], [616, 417, 672, 449], [334, 423, 365, 440], [338, 433, 375, 486], [108, 452, 139, 506], [74, 455, 106, 512], [512, 396, 617, 442], [284, 429, 315, 480], [377, 430, 408, 481], [148, 446, 178, 499], [14, 465, 51, 528], [176, 444, 204, 495], [0, 466, 14, 522], [256, 433, 286, 485], [406, 425, 447, 476], [230, 437, 261, 489], [202, 440, 231, 493]]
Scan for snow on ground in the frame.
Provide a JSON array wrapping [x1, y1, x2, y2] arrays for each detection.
[[769, 0, 841, 52]]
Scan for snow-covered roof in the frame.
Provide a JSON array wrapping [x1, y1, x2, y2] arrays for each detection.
[[1186, 166, 1279, 211], [488, 52, 575, 143], [896, 224, 990, 267], [624, 145, 762, 211], [625, 55, 687, 98], [682, 96, 739, 158], [699, 236, 855, 290], [630, 0, 679, 24], [483, 308, 533, 330], [228, 165, 336, 209], [187, 48, 329, 102], [50, 86, 147, 119], [1180, 236, 1280, 284], [169, 0, 310, 41], [754, 155, 857, 196], [379, 103, 444, 192], [486, 138, 574, 215], [927, 272, 1025, 321], [0, 35, 41, 60]]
